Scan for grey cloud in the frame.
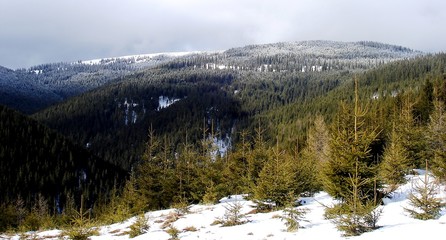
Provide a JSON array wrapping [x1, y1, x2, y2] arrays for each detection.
[[1, 0, 445, 69]]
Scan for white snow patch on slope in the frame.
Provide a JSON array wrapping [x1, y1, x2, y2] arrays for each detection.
[[157, 96, 181, 111], [80, 51, 205, 65]]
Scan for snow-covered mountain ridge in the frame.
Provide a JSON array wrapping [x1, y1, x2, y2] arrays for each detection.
[[0, 40, 423, 113], [80, 51, 216, 65]]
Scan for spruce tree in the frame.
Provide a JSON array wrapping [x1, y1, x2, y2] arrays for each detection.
[[246, 124, 268, 194], [254, 144, 295, 207], [426, 100, 446, 183], [121, 172, 147, 216], [405, 161, 445, 220], [321, 94, 379, 200], [300, 115, 330, 193], [379, 125, 410, 191], [414, 78, 434, 123], [322, 78, 381, 236], [395, 96, 426, 168], [135, 126, 163, 210]]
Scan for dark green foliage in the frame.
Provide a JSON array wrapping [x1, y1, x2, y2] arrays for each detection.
[[0, 105, 126, 231], [31, 53, 446, 173], [33, 69, 241, 169], [414, 78, 434, 123], [2, 47, 446, 234]]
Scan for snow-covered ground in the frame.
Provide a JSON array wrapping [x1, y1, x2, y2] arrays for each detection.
[[2, 171, 445, 240]]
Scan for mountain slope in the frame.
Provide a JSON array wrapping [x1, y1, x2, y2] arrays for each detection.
[[0, 41, 421, 114], [0, 52, 204, 113], [0, 66, 62, 113], [163, 40, 422, 72], [31, 41, 425, 169], [0, 104, 126, 210]]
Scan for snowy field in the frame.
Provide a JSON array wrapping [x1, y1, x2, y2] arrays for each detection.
[[2, 171, 445, 240]]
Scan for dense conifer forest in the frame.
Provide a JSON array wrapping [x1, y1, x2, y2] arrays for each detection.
[[0, 105, 126, 231], [1, 42, 445, 235]]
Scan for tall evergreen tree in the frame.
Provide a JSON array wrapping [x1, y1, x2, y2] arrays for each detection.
[[246, 124, 268, 194], [426, 100, 446, 183], [322, 78, 381, 236], [414, 78, 434, 123], [254, 144, 295, 207], [135, 126, 163, 210], [395, 96, 426, 168], [321, 89, 379, 200], [379, 125, 410, 191], [300, 115, 330, 192]]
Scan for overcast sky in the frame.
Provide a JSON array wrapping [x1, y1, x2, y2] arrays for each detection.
[[1, 0, 445, 69]]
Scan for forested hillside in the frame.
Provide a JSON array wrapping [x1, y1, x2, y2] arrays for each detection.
[[0, 52, 203, 113], [3, 41, 446, 235], [32, 41, 422, 169], [0, 105, 126, 231]]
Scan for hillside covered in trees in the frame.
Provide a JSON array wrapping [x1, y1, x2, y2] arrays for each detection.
[[31, 41, 424, 169], [0, 105, 126, 231], [1, 41, 445, 235]]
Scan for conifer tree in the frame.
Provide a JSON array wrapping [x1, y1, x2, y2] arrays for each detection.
[[246, 124, 268, 194], [300, 115, 330, 193], [174, 136, 201, 204], [395, 96, 426, 168], [321, 83, 379, 200], [322, 78, 381, 236], [199, 122, 223, 204], [426, 100, 446, 183], [254, 143, 295, 207], [220, 148, 248, 197], [414, 78, 434, 123], [405, 161, 445, 220], [121, 172, 147, 216], [135, 126, 163, 210], [379, 125, 410, 191]]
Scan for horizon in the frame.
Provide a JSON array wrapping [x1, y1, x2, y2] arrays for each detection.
[[1, 0, 445, 69]]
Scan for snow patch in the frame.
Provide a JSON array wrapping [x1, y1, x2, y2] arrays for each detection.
[[157, 96, 181, 111], [80, 51, 204, 65], [212, 135, 231, 158]]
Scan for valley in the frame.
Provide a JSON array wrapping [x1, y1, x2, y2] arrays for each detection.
[[1, 40, 446, 238]]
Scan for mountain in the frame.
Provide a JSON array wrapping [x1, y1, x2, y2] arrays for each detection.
[[0, 66, 62, 114], [0, 104, 126, 212], [31, 41, 425, 169], [0, 52, 205, 113], [1, 40, 445, 234], [163, 40, 421, 72]]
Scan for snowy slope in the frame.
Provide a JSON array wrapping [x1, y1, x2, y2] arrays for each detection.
[[3, 171, 444, 240], [80, 51, 207, 66]]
